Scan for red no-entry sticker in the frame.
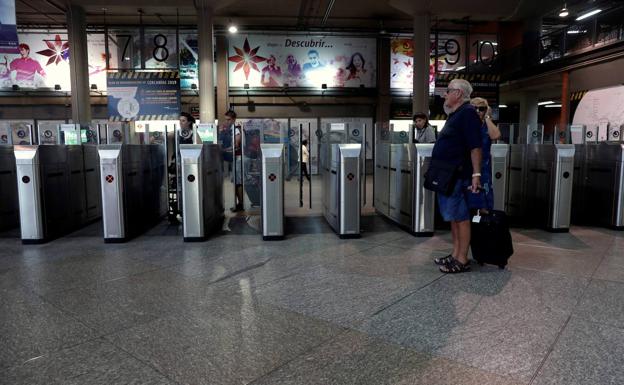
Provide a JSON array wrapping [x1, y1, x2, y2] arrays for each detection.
[[268, 173, 277, 182], [105, 175, 114, 183]]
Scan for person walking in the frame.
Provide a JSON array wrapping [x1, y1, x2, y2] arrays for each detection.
[[300, 139, 310, 181], [430, 79, 483, 274]]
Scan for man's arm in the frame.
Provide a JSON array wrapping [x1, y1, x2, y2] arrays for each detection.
[[470, 147, 482, 193]]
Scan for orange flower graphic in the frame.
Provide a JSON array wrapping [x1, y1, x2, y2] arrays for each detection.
[[228, 38, 266, 80]]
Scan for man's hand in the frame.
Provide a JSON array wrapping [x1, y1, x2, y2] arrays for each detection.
[[471, 175, 481, 193]]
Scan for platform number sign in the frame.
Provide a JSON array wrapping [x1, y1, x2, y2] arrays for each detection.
[[107, 29, 177, 70]]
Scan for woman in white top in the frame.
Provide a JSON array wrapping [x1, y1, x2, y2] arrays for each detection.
[[300, 139, 310, 181]]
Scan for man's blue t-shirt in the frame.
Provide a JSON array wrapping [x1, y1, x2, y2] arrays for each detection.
[[431, 102, 482, 179]]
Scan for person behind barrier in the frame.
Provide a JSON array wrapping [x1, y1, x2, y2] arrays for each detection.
[[178, 112, 196, 144], [224, 110, 244, 212], [430, 78, 482, 274], [468, 97, 501, 213], [413, 112, 436, 143], [299, 139, 310, 181]]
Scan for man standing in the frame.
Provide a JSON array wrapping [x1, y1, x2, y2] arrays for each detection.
[[223, 110, 244, 212], [431, 79, 482, 273]]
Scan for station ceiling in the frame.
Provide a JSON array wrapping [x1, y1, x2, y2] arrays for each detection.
[[17, 0, 568, 29]]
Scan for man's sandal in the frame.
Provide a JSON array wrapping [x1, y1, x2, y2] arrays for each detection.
[[439, 257, 471, 274], [434, 254, 454, 266]]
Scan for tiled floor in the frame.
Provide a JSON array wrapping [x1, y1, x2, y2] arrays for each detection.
[[1, 215, 623, 384]]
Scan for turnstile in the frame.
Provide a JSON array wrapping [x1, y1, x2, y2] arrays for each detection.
[[179, 144, 224, 241], [321, 143, 361, 238], [572, 143, 624, 229], [506, 144, 528, 220], [491, 144, 510, 212], [524, 144, 575, 231], [98, 144, 166, 242], [375, 142, 435, 235], [260, 144, 285, 240], [14, 145, 101, 243], [0, 145, 19, 231]]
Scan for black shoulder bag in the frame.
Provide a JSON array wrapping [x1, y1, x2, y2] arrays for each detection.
[[424, 158, 461, 196]]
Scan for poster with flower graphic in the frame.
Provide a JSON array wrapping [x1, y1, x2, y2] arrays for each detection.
[[0, 31, 108, 91], [228, 35, 376, 88], [390, 37, 436, 93]]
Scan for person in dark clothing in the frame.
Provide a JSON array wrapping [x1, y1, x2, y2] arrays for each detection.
[[431, 79, 483, 274]]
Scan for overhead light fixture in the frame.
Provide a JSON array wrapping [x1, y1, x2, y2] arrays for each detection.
[[228, 24, 238, 34], [499, 104, 508, 108], [576, 9, 601, 21], [567, 29, 587, 34], [455, 66, 466, 71], [538, 100, 554, 106], [558, 3, 569, 18], [545, 104, 563, 108]]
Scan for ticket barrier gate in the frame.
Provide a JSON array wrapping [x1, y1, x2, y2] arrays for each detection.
[[506, 144, 528, 221], [260, 144, 285, 240], [491, 144, 510, 212], [374, 143, 435, 236], [321, 143, 361, 238], [0, 145, 19, 231], [572, 143, 624, 229], [524, 144, 575, 231], [14, 145, 101, 243], [98, 144, 166, 242], [179, 144, 224, 242]]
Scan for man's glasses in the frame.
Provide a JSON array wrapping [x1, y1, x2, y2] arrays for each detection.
[[445, 88, 460, 94], [476, 106, 488, 112]]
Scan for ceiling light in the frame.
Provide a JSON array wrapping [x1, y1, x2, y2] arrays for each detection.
[[576, 9, 601, 21], [499, 104, 508, 108], [228, 24, 238, 34], [538, 100, 554, 106], [545, 104, 562, 108], [558, 4, 569, 18], [567, 29, 587, 34], [455, 66, 466, 71]]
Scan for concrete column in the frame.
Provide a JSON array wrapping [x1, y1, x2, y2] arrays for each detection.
[[196, 0, 216, 123], [66, 4, 91, 125], [216, 35, 229, 119], [519, 91, 539, 143], [376, 38, 391, 126], [559, 71, 570, 140], [412, 13, 430, 116]]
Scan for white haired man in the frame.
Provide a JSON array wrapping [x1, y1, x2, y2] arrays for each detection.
[[431, 78, 483, 273]]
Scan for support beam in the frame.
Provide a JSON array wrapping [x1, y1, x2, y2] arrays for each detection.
[[560, 71, 570, 141], [66, 4, 91, 125], [412, 13, 430, 116], [196, 0, 216, 123]]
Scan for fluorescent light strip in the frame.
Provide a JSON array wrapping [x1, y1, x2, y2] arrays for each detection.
[[538, 101, 554, 106], [499, 104, 508, 108], [567, 30, 587, 34], [576, 9, 602, 21], [545, 104, 562, 108]]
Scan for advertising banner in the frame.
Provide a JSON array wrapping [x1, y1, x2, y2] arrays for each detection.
[[0, 31, 106, 90], [107, 71, 181, 121], [0, 0, 19, 54], [390, 37, 436, 92], [228, 35, 376, 88]]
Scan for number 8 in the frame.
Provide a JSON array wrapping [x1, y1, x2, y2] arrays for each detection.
[[153, 34, 169, 62]]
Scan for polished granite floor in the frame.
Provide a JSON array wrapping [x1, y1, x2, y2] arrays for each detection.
[[1, 215, 623, 385]]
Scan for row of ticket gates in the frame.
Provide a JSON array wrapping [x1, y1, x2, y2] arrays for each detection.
[[1, 130, 623, 244], [0, 138, 364, 243], [374, 141, 624, 234]]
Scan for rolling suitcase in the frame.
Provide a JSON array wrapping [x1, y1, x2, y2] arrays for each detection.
[[470, 210, 514, 269]]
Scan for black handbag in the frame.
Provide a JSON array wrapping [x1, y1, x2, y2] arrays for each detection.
[[424, 158, 460, 196]]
